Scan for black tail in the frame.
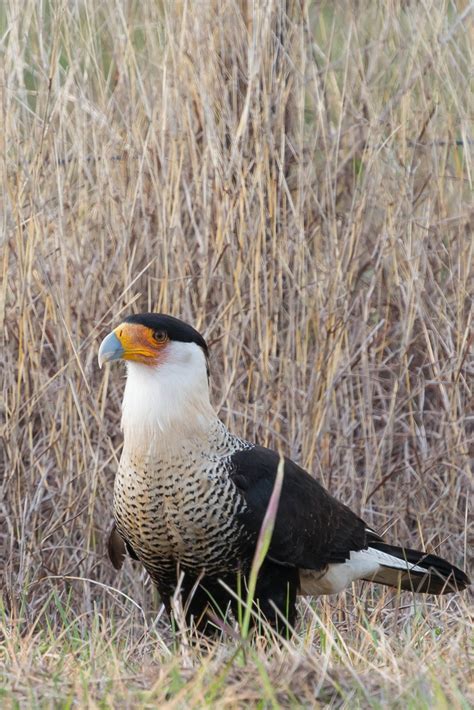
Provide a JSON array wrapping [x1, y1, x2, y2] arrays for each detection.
[[365, 542, 470, 594]]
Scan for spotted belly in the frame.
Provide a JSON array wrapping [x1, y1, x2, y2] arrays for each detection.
[[113, 454, 251, 582]]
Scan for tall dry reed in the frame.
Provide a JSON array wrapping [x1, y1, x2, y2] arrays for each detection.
[[1, 0, 472, 706]]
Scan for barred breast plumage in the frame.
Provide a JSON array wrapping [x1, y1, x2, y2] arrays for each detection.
[[113, 422, 253, 589]]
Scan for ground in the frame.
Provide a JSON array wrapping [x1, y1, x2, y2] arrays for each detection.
[[1, 0, 473, 707]]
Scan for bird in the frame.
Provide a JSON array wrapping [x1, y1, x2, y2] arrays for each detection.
[[98, 312, 470, 634]]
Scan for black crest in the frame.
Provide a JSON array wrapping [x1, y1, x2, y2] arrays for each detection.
[[124, 313, 209, 356]]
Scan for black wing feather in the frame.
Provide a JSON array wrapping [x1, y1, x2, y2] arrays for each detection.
[[107, 522, 138, 570], [231, 446, 372, 570]]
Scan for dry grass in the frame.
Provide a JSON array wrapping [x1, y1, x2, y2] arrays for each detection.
[[1, 0, 473, 706]]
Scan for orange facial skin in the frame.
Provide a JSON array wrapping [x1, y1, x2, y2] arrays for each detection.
[[114, 323, 168, 366]]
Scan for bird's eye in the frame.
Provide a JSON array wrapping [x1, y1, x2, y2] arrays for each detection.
[[152, 329, 167, 343]]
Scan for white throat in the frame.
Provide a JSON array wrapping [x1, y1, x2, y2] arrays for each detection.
[[121, 341, 217, 453]]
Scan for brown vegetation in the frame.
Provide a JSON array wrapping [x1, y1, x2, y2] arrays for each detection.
[[1, 0, 472, 706]]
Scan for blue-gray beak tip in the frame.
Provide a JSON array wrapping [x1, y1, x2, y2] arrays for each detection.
[[98, 331, 125, 369]]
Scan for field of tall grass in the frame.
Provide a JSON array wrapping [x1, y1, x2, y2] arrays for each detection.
[[2, 0, 473, 706]]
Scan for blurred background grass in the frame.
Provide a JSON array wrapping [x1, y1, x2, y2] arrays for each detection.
[[1, 0, 473, 706]]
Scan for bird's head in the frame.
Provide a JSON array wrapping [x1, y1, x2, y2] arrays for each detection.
[[98, 312, 209, 372], [98, 313, 214, 445]]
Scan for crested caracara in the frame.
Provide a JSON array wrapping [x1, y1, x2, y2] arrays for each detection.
[[99, 313, 470, 633]]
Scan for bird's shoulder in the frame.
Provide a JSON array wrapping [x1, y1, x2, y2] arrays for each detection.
[[230, 444, 332, 501]]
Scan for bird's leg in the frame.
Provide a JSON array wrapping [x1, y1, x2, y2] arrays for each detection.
[[252, 560, 298, 637], [171, 575, 235, 638], [228, 561, 298, 638]]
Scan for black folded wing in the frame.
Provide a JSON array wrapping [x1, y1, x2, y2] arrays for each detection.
[[230, 446, 377, 570]]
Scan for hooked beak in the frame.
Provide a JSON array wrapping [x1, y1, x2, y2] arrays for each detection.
[[98, 331, 125, 368]]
